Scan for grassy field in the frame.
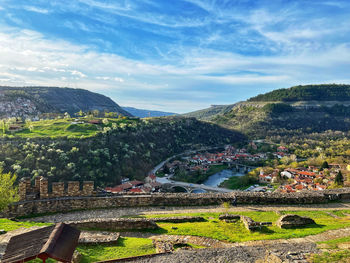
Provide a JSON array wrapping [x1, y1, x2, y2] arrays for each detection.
[[139, 210, 350, 242], [0, 218, 50, 231], [77, 237, 155, 263], [0, 218, 155, 263], [3, 209, 350, 262], [2, 117, 139, 138]]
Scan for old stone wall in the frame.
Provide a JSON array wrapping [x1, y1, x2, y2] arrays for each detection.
[[68, 218, 158, 230], [18, 177, 95, 201], [2, 190, 346, 218]]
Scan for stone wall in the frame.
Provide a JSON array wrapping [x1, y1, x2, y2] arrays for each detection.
[[18, 177, 95, 201], [68, 218, 159, 231], [2, 190, 344, 218]]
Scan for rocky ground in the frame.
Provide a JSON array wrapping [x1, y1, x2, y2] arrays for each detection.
[[127, 243, 318, 263]]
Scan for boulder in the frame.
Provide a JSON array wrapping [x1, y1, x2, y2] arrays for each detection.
[[276, 214, 315, 229]]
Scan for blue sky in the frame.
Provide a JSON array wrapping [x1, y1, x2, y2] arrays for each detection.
[[0, 0, 350, 113]]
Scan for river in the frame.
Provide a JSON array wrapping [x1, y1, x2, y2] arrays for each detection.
[[203, 169, 245, 187]]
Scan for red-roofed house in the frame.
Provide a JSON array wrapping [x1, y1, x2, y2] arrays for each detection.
[[145, 174, 156, 183]]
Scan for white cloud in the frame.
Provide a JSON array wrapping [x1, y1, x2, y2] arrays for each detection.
[[0, 23, 350, 112], [22, 6, 49, 14]]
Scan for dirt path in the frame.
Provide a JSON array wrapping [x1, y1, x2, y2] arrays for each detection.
[[25, 202, 350, 223]]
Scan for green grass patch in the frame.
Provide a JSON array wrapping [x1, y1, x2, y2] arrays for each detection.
[[8, 117, 139, 138], [309, 250, 350, 263], [0, 218, 50, 231], [139, 210, 350, 243], [317, 232, 350, 249], [77, 237, 156, 263]]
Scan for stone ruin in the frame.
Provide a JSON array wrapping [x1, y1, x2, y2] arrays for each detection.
[[276, 214, 316, 229], [18, 176, 95, 201]]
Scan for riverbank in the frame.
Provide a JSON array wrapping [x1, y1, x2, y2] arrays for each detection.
[[172, 164, 230, 184]]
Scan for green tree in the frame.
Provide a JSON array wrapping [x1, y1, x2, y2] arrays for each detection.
[[0, 169, 19, 211], [335, 171, 344, 185], [76, 110, 84, 117], [321, 161, 329, 169]]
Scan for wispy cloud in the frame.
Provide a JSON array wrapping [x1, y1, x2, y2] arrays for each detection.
[[0, 0, 349, 112]]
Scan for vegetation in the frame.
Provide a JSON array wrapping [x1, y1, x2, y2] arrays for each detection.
[[2, 117, 134, 138], [249, 84, 350, 102], [220, 174, 259, 190], [310, 250, 350, 263], [0, 116, 244, 187], [142, 210, 350, 243], [4, 209, 350, 262], [262, 103, 294, 114], [0, 218, 49, 231], [183, 104, 236, 121], [77, 237, 155, 263], [0, 170, 19, 211]]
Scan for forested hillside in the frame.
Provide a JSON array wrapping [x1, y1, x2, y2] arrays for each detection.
[[249, 84, 350, 102], [0, 86, 131, 118], [0, 116, 245, 186], [183, 84, 350, 140]]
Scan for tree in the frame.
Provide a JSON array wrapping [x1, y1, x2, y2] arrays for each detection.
[[0, 169, 19, 211], [163, 165, 170, 174], [321, 161, 329, 169], [335, 171, 344, 185], [76, 110, 84, 117]]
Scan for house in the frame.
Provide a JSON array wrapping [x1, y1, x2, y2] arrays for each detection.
[[277, 146, 288, 152], [145, 174, 156, 183], [281, 170, 293, 179], [259, 174, 272, 183], [129, 180, 144, 188]]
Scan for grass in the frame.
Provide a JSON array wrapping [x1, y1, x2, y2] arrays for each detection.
[[4, 210, 350, 261], [77, 237, 156, 263], [0, 218, 155, 263], [317, 236, 350, 249], [4, 117, 138, 138], [138, 210, 350, 243], [0, 218, 50, 231], [309, 250, 350, 263]]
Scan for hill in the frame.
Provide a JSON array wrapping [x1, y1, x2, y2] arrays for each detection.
[[122, 107, 176, 118], [0, 116, 245, 186], [249, 84, 350, 102], [0, 86, 131, 118], [185, 84, 350, 139], [182, 104, 237, 120]]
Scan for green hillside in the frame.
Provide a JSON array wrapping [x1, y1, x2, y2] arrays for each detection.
[[249, 84, 350, 102], [183, 84, 350, 139], [0, 86, 131, 118], [182, 104, 236, 120], [0, 116, 245, 186]]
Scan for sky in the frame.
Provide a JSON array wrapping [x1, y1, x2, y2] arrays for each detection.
[[0, 1, 350, 113]]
